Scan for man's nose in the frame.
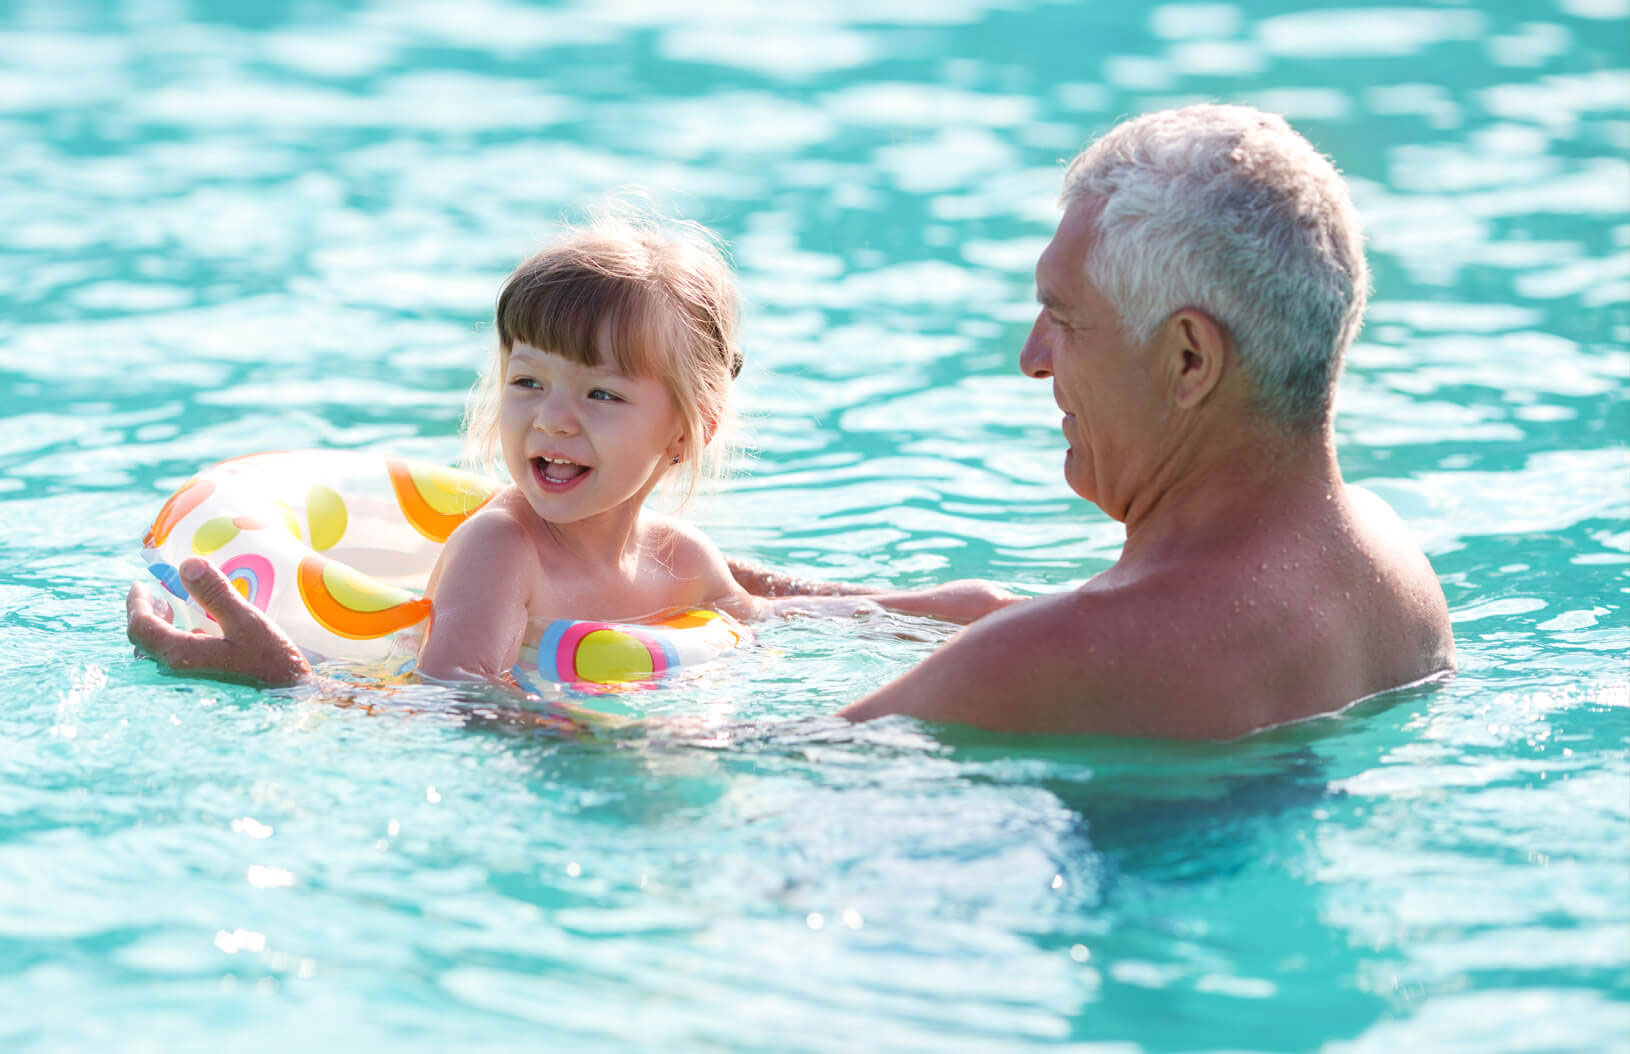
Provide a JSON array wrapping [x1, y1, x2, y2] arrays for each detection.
[[1019, 315, 1053, 378]]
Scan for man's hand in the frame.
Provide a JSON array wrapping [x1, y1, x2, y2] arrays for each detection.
[[870, 579, 1024, 624], [727, 556, 1019, 624], [726, 557, 882, 599], [126, 557, 311, 687]]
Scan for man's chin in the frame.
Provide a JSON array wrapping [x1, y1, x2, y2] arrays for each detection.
[[1062, 449, 1095, 502]]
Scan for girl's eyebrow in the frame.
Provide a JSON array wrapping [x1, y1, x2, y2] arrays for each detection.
[[506, 353, 635, 383]]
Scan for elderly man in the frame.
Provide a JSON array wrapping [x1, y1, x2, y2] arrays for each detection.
[[733, 104, 1454, 738], [128, 104, 1454, 740]]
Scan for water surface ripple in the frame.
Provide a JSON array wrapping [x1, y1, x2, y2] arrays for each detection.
[[0, 1, 1626, 1051]]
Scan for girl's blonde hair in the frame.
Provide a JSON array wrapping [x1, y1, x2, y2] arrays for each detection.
[[463, 211, 742, 506]]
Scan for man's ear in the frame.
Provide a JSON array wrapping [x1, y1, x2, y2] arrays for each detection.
[[1158, 308, 1230, 410]]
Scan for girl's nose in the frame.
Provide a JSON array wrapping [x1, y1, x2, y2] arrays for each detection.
[[1019, 313, 1054, 379], [535, 392, 579, 435]]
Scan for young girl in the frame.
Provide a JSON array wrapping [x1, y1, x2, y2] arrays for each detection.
[[418, 212, 1017, 690], [128, 213, 1017, 692]]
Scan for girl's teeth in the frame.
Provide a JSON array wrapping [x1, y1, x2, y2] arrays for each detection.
[[539, 458, 588, 483]]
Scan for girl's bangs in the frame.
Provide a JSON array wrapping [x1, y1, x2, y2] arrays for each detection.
[[498, 275, 666, 378]]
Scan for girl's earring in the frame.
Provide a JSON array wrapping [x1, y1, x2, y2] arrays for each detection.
[[670, 455, 681, 465]]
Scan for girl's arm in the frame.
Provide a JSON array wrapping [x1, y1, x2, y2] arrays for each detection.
[[415, 509, 534, 688]]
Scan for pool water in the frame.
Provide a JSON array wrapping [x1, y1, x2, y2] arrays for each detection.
[[1, 0, 1626, 1050]]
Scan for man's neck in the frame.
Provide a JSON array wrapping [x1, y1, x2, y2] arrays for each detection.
[[1117, 415, 1341, 568]]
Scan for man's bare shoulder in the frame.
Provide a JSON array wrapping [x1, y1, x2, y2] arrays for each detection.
[[840, 583, 1210, 737], [1341, 483, 1457, 679], [1346, 483, 1442, 579]]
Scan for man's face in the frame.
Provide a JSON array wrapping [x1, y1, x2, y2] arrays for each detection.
[[1019, 201, 1167, 518]]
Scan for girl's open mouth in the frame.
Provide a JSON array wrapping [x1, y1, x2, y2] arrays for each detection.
[[533, 456, 590, 490]]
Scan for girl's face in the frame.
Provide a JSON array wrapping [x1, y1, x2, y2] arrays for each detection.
[[499, 342, 683, 527]]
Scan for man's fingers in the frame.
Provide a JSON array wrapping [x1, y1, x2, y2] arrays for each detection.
[[127, 593, 203, 661], [126, 563, 311, 686], [176, 557, 262, 637], [150, 588, 174, 625], [126, 581, 173, 656], [126, 581, 153, 626], [126, 580, 175, 627]]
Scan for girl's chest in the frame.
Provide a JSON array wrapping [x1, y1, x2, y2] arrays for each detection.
[[527, 552, 702, 624]]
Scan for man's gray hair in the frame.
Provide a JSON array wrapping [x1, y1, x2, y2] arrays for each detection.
[[1063, 104, 1370, 430]]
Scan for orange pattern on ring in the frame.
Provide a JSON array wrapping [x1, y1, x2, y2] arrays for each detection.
[[386, 459, 496, 543], [143, 477, 215, 548], [655, 609, 719, 630], [296, 555, 432, 640]]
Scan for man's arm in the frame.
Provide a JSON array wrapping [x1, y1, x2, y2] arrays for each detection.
[[726, 557, 882, 598], [726, 557, 1023, 624]]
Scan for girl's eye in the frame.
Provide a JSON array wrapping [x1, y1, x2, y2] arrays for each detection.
[[509, 376, 540, 389], [588, 389, 621, 402]]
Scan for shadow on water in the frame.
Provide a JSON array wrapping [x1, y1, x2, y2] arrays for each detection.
[[911, 685, 1452, 1050], [913, 680, 1441, 865]]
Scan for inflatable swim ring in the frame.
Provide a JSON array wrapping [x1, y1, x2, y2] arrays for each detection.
[[140, 450, 748, 690]]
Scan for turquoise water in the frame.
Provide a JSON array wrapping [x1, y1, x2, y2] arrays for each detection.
[[2, 0, 1627, 1049]]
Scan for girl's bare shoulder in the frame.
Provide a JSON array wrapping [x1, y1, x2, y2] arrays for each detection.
[[638, 512, 743, 608], [641, 511, 724, 566], [436, 488, 544, 582], [448, 487, 529, 537]]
